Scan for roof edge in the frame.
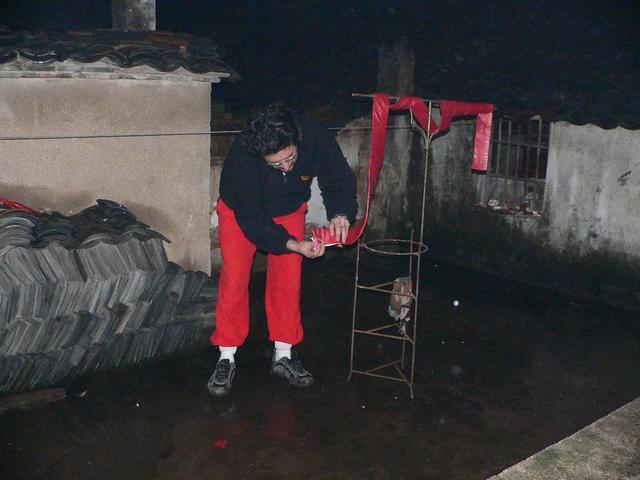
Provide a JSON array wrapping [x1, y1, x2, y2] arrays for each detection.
[[0, 58, 230, 83]]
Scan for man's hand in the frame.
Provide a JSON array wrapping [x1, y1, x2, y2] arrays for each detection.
[[286, 239, 325, 259], [329, 214, 350, 245]]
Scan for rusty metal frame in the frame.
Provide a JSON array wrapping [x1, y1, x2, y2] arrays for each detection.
[[348, 96, 435, 399]]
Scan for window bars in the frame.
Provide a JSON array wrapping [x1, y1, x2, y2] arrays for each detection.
[[477, 116, 550, 212]]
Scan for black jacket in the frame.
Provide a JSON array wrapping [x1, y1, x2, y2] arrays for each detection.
[[219, 114, 357, 254]]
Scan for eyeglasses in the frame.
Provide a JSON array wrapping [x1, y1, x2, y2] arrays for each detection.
[[265, 146, 298, 169]]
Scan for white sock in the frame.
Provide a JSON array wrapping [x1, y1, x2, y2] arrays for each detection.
[[274, 341, 292, 361], [219, 346, 237, 363]]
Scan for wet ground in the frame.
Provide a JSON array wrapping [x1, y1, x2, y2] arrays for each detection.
[[2, 251, 640, 480]]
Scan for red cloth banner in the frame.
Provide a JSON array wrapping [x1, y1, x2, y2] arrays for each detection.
[[312, 94, 494, 246], [437, 100, 494, 171]]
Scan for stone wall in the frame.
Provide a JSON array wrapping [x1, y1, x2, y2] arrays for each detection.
[[0, 77, 212, 274]]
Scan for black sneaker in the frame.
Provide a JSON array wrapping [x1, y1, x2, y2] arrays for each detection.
[[207, 359, 236, 397], [270, 351, 314, 388]]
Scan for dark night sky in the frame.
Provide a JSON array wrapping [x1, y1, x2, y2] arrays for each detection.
[[1, 1, 639, 117]]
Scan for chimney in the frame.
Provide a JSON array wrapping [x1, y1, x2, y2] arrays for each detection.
[[377, 35, 415, 97], [111, 0, 156, 31]]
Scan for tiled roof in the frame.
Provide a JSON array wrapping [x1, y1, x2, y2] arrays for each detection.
[[0, 27, 239, 80]]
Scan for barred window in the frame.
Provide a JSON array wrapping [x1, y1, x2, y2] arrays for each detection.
[[474, 116, 550, 213]]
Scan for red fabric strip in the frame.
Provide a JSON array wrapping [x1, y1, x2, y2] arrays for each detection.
[[0, 196, 37, 215], [312, 94, 494, 246], [436, 100, 494, 171]]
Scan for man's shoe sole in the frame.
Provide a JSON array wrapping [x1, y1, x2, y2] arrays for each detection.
[[209, 385, 231, 397]]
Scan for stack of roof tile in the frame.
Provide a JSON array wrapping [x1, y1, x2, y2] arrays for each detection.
[[0, 28, 239, 80], [0, 200, 216, 393]]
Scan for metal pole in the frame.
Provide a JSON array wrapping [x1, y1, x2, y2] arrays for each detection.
[[348, 238, 362, 381]]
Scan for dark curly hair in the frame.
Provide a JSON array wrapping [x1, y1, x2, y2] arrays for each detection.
[[241, 103, 301, 157]]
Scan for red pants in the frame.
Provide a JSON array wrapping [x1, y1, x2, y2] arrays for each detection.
[[211, 199, 307, 347]]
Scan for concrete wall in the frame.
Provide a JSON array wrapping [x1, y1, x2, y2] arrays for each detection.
[[546, 123, 640, 254], [429, 122, 477, 223], [0, 77, 212, 273], [424, 120, 640, 310]]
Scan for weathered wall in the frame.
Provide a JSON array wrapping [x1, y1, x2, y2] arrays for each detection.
[[425, 120, 640, 310], [429, 122, 477, 223], [209, 131, 236, 271], [546, 123, 640, 254], [0, 77, 212, 273]]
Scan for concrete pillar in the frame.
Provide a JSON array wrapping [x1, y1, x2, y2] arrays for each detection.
[[111, 0, 156, 31], [375, 37, 416, 236], [377, 36, 415, 96]]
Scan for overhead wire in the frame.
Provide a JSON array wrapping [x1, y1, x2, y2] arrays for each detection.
[[0, 121, 480, 142]]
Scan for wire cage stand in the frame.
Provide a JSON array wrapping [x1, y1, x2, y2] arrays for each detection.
[[348, 96, 437, 399]]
